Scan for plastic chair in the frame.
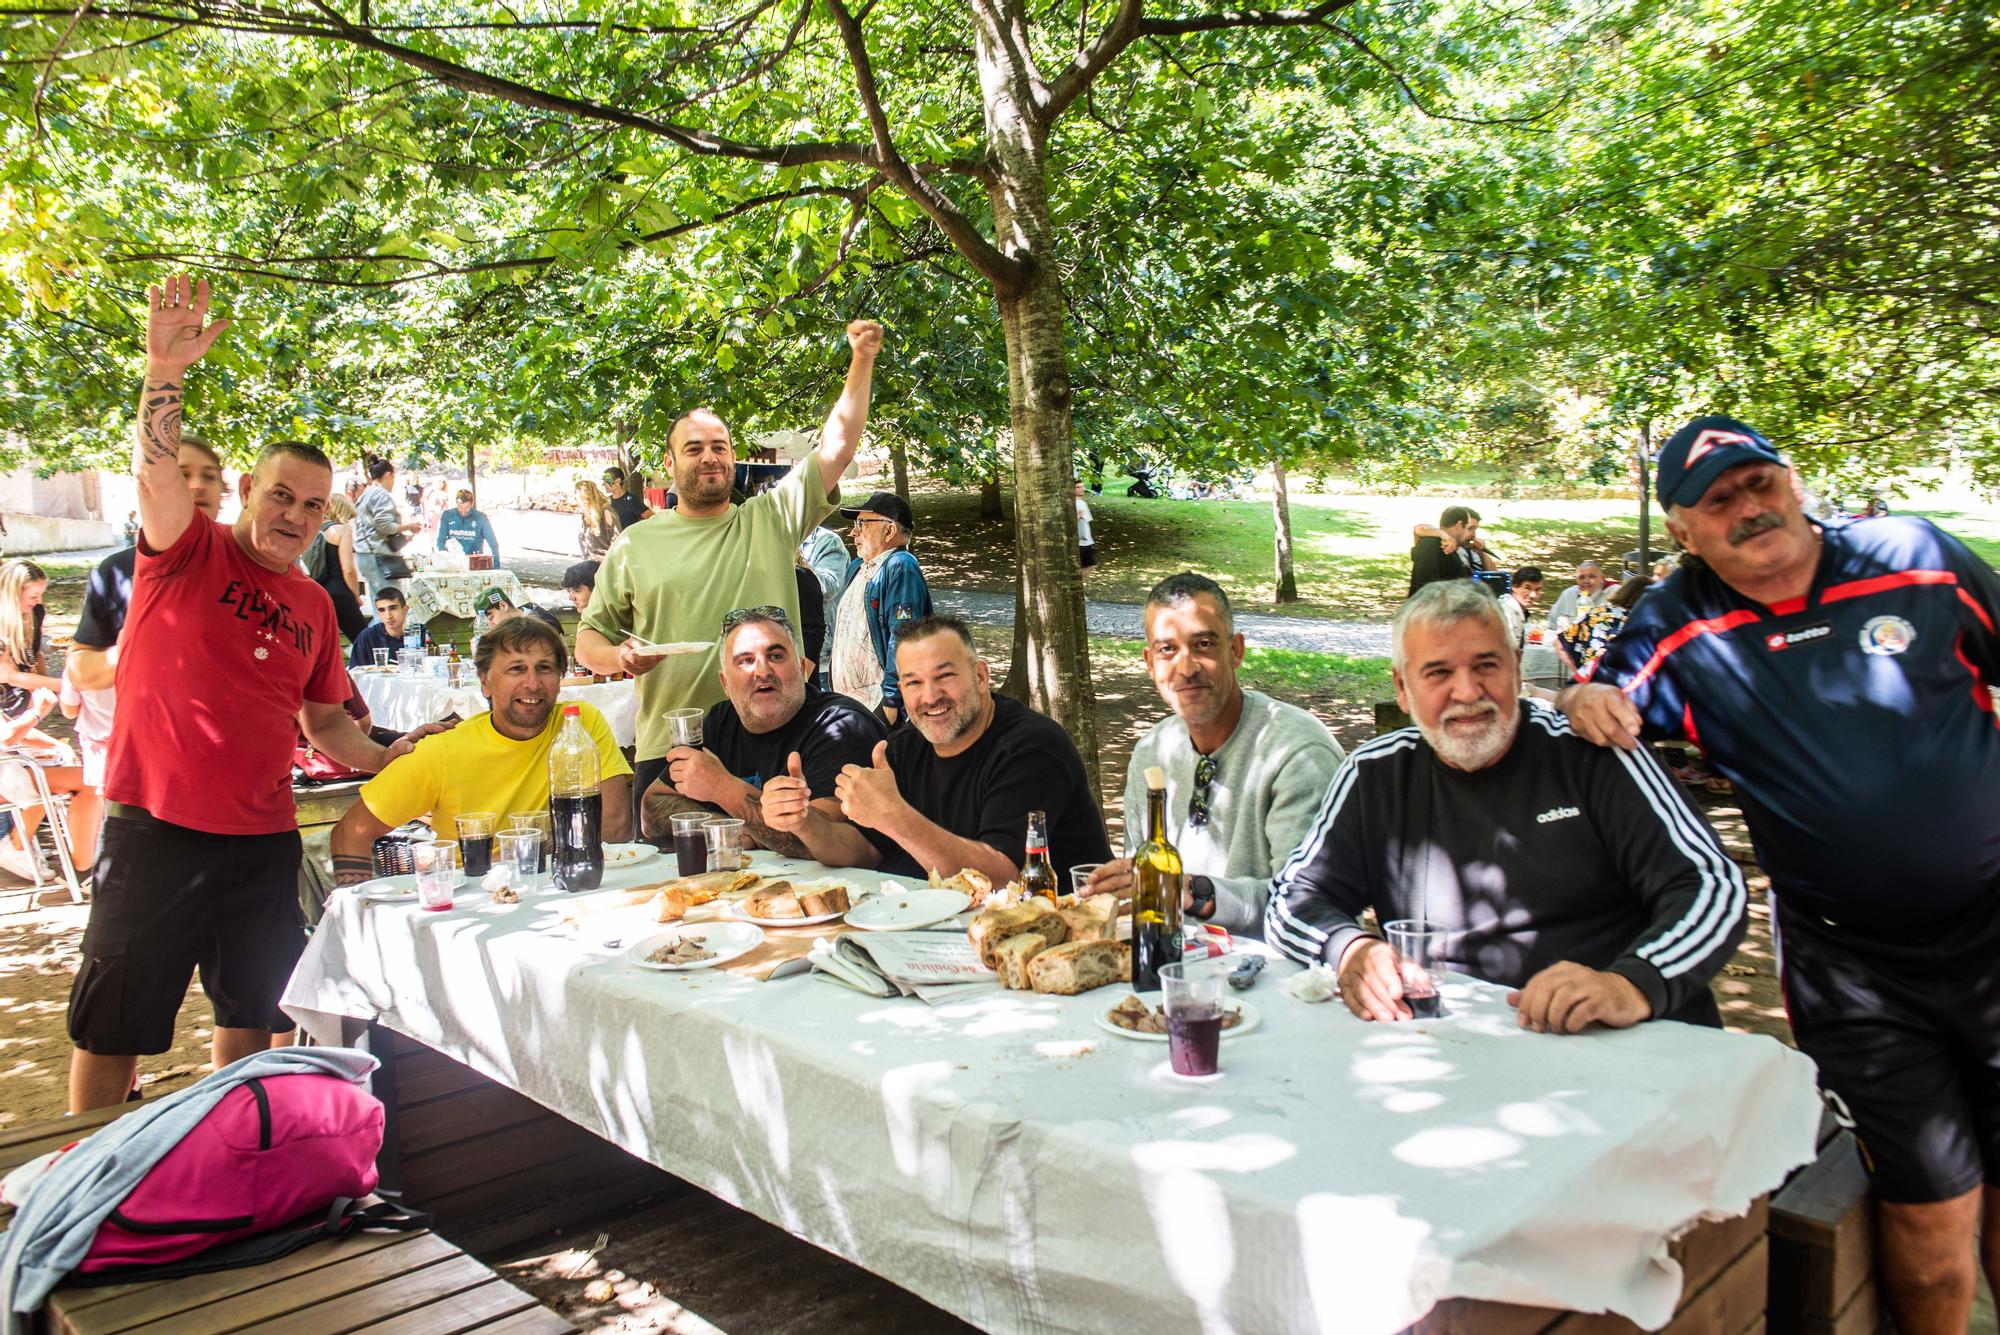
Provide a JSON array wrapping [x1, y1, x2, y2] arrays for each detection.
[[0, 747, 85, 905]]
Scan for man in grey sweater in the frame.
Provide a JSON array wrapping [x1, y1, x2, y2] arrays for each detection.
[[1082, 572, 1343, 934]]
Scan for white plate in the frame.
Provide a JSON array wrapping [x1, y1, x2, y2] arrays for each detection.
[[626, 922, 765, 971], [349, 873, 463, 904], [728, 899, 847, 928], [1095, 998, 1261, 1043], [604, 842, 659, 867], [631, 640, 713, 657], [843, 889, 970, 932]]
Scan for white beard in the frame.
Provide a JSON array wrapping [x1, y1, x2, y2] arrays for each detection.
[[1421, 700, 1520, 771]]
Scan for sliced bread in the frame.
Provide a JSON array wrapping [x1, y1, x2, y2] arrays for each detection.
[[1027, 939, 1129, 995]]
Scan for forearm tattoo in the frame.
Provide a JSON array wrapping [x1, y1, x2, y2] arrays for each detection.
[[139, 380, 183, 466], [742, 802, 815, 861], [640, 785, 711, 839], [333, 854, 373, 885]]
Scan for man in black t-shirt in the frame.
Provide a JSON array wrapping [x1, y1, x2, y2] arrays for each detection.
[[640, 607, 882, 856], [763, 615, 1111, 884], [1268, 579, 1746, 1033], [604, 468, 653, 530], [1408, 505, 1489, 596]]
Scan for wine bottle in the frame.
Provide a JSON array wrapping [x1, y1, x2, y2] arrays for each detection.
[[1131, 765, 1184, 992], [1020, 810, 1058, 903]]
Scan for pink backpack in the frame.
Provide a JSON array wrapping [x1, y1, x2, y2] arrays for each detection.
[[78, 1073, 387, 1276]]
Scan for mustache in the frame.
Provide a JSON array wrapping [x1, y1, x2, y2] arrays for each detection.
[[1728, 511, 1785, 545], [1441, 701, 1500, 725]]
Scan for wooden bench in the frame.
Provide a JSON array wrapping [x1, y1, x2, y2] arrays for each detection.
[[1412, 1196, 1769, 1333], [1767, 1121, 1886, 1335], [0, 1100, 575, 1335]]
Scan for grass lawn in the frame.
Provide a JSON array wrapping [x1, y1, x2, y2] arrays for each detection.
[[1908, 506, 2000, 566], [909, 486, 1659, 621]]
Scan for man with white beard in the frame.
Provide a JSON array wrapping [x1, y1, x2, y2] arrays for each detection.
[[1265, 579, 1746, 1033]]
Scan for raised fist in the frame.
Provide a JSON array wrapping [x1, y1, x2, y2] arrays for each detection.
[[846, 319, 884, 360]]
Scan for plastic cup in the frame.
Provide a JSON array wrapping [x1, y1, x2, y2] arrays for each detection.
[[372, 648, 391, 669], [665, 708, 705, 749], [1069, 863, 1104, 897], [671, 812, 711, 878], [497, 828, 542, 893], [507, 810, 552, 872], [455, 811, 498, 878], [1160, 961, 1227, 1076], [398, 648, 422, 676], [1384, 919, 1446, 1019], [414, 839, 457, 912], [704, 817, 745, 872]]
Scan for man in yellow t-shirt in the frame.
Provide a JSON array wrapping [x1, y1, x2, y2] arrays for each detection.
[[329, 617, 632, 883], [575, 318, 884, 818]]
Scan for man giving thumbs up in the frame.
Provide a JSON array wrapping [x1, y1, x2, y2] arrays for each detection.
[[769, 615, 1111, 885], [639, 607, 883, 859]]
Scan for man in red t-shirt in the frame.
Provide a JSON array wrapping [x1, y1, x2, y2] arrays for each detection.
[[66, 275, 420, 1113]]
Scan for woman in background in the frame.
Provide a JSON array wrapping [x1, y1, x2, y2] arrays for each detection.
[[576, 479, 618, 560], [310, 494, 369, 642], [0, 560, 98, 886]]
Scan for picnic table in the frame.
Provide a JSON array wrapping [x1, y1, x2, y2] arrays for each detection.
[[351, 673, 639, 748], [281, 852, 1822, 1334]]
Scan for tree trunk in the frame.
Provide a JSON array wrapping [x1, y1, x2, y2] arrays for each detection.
[[1636, 420, 1652, 571], [889, 434, 910, 503], [465, 443, 477, 510], [994, 271, 1097, 785], [614, 417, 636, 479], [980, 470, 1004, 520], [1272, 455, 1299, 603], [972, 0, 1097, 792]]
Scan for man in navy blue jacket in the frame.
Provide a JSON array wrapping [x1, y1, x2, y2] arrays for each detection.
[[1563, 415, 2000, 1335], [829, 491, 931, 726]]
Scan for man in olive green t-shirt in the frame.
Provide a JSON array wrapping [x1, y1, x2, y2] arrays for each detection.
[[576, 319, 884, 813]]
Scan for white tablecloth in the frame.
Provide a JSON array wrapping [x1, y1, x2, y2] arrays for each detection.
[[352, 674, 639, 748], [282, 854, 1820, 1334], [401, 569, 524, 624]]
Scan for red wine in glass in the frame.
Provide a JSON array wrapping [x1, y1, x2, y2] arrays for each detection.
[[1167, 1008, 1223, 1076]]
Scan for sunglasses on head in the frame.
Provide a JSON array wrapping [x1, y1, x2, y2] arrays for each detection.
[[719, 605, 793, 636]]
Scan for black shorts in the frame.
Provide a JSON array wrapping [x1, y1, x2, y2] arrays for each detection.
[[67, 812, 306, 1054], [1776, 896, 2000, 1203], [1079, 544, 1098, 568]]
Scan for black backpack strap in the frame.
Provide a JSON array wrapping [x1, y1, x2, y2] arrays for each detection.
[[345, 1198, 430, 1232], [66, 1197, 431, 1287]]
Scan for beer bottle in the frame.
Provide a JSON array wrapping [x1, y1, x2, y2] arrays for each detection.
[[1020, 810, 1058, 903]]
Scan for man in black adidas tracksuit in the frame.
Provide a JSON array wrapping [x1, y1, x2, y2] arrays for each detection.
[[1267, 579, 1745, 1033]]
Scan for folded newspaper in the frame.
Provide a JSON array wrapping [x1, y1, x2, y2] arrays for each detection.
[[806, 932, 997, 1002]]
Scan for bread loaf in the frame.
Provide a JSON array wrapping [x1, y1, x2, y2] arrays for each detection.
[[992, 932, 1049, 989], [967, 900, 1068, 970], [931, 867, 996, 907], [1027, 940, 1129, 995], [795, 882, 850, 916], [744, 882, 804, 919], [1056, 894, 1118, 944]]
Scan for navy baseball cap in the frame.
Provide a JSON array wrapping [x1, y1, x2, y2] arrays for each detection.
[[1654, 415, 1786, 509]]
